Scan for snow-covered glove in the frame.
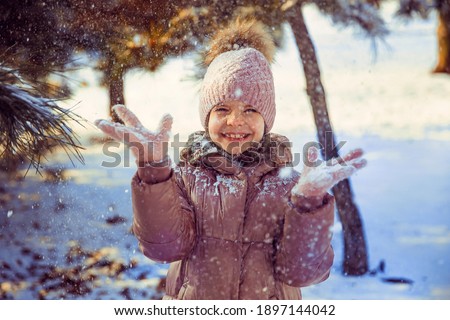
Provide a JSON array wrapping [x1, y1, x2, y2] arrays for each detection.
[[94, 104, 173, 164], [291, 147, 367, 210]]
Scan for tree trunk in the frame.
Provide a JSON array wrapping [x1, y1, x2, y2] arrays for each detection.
[[286, 4, 369, 275], [433, 0, 450, 74], [106, 56, 125, 123]]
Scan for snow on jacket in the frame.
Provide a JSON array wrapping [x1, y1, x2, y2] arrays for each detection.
[[131, 132, 335, 300]]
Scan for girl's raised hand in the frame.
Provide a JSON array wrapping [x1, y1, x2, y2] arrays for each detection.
[[292, 147, 367, 199], [94, 104, 173, 164]]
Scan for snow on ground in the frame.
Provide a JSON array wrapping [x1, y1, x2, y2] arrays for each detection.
[[0, 144, 168, 299], [1, 3, 450, 299]]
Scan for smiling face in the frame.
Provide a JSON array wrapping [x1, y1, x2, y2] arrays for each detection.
[[207, 100, 265, 155]]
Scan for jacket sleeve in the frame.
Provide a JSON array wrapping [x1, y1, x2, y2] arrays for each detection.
[[131, 163, 196, 263], [274, 193, 335, 287]]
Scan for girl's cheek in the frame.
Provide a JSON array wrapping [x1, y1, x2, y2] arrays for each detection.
[[211, 117, 223, 129], [210, 117, 219, 126]]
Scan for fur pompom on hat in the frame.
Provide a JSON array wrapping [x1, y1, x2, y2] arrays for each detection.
[[199, 19, 276, 133]]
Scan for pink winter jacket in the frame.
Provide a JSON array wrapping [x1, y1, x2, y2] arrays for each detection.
[[131, 133, 335, 299]]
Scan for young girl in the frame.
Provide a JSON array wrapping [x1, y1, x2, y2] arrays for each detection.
[[95, 20, 366, 300]]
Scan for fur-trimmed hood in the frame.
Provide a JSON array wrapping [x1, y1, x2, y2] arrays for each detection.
[[179, 131, 293, 175]]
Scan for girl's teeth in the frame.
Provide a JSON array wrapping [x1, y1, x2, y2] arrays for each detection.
[[226, 134, 246, 138]]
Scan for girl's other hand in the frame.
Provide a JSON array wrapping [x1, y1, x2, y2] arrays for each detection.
[[94, 104, 173, 164], [292, 147, 367, 199]]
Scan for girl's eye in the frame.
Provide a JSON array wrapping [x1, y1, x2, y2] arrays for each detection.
[[244, 108, 258, 113], [214, 107, 228, 113]]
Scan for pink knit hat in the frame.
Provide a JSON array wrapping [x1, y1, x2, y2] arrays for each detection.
[[198, 20, 276, 133]]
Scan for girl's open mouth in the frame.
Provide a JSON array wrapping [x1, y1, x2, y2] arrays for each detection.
[[221, 133, 251, 141]]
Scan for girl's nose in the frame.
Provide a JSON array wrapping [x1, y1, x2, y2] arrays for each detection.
[[226, 111, 245, 126]]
